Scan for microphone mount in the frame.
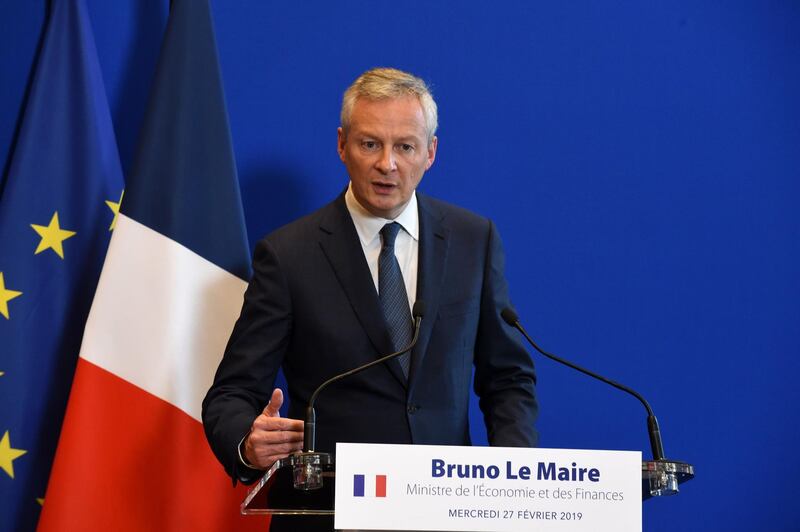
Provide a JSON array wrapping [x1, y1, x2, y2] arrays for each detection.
[[292, 301, 425, 491], [501, 307, 694, 497]]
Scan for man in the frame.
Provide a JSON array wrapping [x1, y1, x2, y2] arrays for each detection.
[[202, 67, 538, 528]]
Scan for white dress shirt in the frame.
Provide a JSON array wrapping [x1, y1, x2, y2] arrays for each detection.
[[344, 184, 418, 312]]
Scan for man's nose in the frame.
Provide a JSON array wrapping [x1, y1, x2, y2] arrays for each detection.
[[375, 147, 397, 173]]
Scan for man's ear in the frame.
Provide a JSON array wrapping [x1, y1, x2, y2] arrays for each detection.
[[425, 136, 438, 170], [337, 127, 346, 162]]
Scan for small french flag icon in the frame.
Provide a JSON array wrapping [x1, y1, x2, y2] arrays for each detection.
[[353, 474, 387, 497]]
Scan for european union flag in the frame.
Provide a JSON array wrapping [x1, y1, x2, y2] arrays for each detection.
[[0, 0, 124, 529]]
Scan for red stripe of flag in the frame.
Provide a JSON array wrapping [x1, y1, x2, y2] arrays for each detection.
[[39, 359, 266, 531], [376, 475, 387, 497]]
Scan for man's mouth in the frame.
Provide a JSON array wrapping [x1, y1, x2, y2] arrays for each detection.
[[372, 181, 397, 193]]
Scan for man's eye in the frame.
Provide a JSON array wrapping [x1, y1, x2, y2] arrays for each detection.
[[362, 141, 378, 150], [399, 144, 414, 152]]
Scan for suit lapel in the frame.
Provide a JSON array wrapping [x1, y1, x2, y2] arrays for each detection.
[[408, 194, 449, 389], [317, 194, 407, 387]]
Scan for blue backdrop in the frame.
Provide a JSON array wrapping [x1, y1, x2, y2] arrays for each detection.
[[2, 1, 798, 530]]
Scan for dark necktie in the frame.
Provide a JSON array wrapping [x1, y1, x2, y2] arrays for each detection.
[[379, 222, 413, 377]]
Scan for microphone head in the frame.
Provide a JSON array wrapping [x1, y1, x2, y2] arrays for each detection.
[[500, 307, 519, 326], [412, 300, 426, 318]]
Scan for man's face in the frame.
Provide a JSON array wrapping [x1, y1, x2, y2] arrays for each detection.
[[338, 96, 437, 219]]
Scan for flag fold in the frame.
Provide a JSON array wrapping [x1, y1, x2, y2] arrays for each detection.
[[39, 0, 263, 530]]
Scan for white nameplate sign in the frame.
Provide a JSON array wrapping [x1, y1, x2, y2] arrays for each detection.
[[335, 443, 641, 531]]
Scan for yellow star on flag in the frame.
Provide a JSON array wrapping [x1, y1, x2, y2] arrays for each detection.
[[105, 189, 124, 231], [0, 430, 27, 479], [0, 272, 23, 320], [37, 498, 44, 506], [31, 211, 76, 259]]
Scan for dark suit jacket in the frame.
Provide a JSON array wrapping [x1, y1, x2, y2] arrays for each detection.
[[202, 191, 538, 484]]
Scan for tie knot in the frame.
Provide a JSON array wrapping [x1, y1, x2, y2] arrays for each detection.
[[380, 222, 402, 249]]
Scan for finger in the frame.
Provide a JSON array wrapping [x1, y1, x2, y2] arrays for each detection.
[[249, 424, 304, 444], [262, 388, 284, 417], [250, 443, 304, 468], [252, 416, 304, 432], [245, 437, 304, 466], [262, 443, 305, 462], [255, 430, 305, 445], [257, 441, 304, 457]]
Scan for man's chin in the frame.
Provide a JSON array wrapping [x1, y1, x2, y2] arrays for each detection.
[[372, 200, 408, 219]]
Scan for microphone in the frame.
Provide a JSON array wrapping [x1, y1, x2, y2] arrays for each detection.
[[501, 307, 693, 496], [292, 300, 425, 490]]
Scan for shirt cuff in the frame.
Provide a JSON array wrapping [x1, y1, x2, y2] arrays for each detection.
[[237, 433, 261, 471]]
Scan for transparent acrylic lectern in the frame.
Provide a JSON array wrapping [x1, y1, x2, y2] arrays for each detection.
[[241, 452, 694, 516], [241, 453, 335, 515]]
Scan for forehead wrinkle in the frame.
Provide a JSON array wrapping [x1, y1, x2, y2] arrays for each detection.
[[349, 120, 426, 143], [348, 98, 428, 143]]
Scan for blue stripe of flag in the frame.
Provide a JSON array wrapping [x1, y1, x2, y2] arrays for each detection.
[[353, 474, 365, 497], [120, 0, 250, 281]]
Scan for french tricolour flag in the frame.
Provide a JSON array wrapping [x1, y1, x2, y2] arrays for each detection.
[[38, 1, 266, 530], [354, 474, 388, 497]]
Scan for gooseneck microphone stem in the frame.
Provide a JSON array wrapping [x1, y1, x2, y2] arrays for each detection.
[[501, 308, 666, 462], [303, 302, 425, 453]]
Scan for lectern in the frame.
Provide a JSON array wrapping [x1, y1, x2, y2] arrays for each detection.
[[242, 453, 335, 516], [241, 444, 694, 531]]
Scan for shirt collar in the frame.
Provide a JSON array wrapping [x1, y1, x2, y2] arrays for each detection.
[[345, 183, 419, 246]]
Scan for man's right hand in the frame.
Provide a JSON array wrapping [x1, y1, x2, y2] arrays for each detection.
[[243, 388, 304, 469]]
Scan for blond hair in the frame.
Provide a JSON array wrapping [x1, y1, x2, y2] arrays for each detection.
[[341, 67, 438, 142]]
